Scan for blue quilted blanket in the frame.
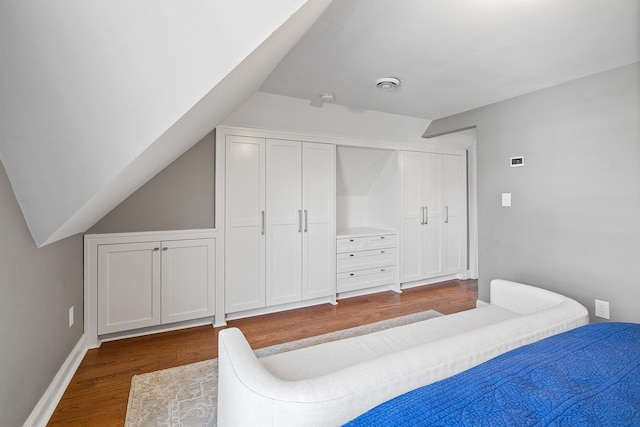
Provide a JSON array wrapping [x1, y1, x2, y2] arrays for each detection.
[[344, 322, 640, 426]]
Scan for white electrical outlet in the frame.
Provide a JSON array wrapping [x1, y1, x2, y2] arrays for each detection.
[[595, 299, 610, 319], [69, 306, 74, 327], [501, 193, 511, 207]]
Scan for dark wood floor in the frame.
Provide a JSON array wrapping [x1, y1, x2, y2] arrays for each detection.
[[48, 279, 478, 426]]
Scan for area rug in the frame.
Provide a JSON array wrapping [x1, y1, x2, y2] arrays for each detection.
[[124, 310, 442, 427]]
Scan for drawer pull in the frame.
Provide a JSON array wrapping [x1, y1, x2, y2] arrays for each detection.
[[380, 268, 386, 272], [381, 236, 385, 239], [350, 254, 354, 257], [350, 273, 354, 276], [350, 239, 354, 242], [381, 250, 385, 253]]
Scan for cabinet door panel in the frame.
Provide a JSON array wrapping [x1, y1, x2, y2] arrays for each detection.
[[400, 152, 423, 220], [266, 139, 302, 305], [225, 135, 265, 312], [443, 154, 465, 275], [400, 217, 424, 282], [444, 215, 463, 273], [302, 142, 336, 299], [98, 242, 160, 334], [400, 151, 426, 282], [161, 239, 215, 323]]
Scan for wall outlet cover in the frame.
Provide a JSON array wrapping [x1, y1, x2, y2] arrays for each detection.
[[595, 299, 610, 319], [501, 193, 511, 207]]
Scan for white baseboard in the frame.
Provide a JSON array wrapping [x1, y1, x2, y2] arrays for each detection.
[[23, 334, 88, 427]]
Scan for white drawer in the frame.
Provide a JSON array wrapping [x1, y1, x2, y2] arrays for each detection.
[[337, 266, 395, 293], [336, 237, 367, 253], [366, 234, 396, 250], [337, 248, 395, 273]]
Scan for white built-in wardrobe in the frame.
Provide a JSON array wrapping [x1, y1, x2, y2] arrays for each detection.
[[220, 126, 467, 320], [224, 134, 336, 315], [82, 127, 468, 345], [399, 151, 466, 284]]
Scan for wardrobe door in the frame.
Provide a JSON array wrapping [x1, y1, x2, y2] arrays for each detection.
[[399, 151, 426, 282], [225, 135, 266, 313], [442, 154, 466, 275], [266, 139, 302, 306], [423, 153, 444, 278], [302, 142, 336, 299]]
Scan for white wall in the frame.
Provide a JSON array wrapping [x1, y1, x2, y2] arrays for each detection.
[[0, 161, 83, 427], [425, 63, 640, 322]]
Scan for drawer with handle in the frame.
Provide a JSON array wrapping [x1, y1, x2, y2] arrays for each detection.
[[337, 248, 395, 273], [337, 266, 395, 293], [366, 234, 396, 250], [336, 237, 367, 253]]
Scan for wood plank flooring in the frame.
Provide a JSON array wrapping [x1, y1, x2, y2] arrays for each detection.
[[48, 279, 477, 426]]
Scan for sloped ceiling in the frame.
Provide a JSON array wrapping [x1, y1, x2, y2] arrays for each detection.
[[0, 0, 332, 247]]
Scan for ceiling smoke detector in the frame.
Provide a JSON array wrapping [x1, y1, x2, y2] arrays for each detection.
[[376, 77, 401, 91]]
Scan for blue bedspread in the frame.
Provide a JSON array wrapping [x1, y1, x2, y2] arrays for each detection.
[[344, 322, 640, 426]]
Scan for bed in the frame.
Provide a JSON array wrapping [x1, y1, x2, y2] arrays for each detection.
[[344, 322, 640, 426]]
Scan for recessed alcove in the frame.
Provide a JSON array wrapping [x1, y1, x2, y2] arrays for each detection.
[[336, 146, 398, 235]]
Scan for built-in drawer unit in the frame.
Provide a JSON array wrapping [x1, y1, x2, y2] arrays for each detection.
[[336, 230, 397, 294]]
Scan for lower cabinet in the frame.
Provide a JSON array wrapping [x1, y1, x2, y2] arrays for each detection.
[[97, 238, 215, 335]]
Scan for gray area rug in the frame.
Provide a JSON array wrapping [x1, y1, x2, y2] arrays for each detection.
[[124, 309, 442, 427]]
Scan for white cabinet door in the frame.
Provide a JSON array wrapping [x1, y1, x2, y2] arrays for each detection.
[[98, 242, 161, 334], [225, 136, 336, 313], [266, 139, 302, 306], [399, 151, 426, 282], [161, 239, 216, 323], [424, 153, 444, 278], [302, 142, 336, 299], [399, 151, 467, 283], [442, 154, 465, 275], [225, 135, 266, 313]]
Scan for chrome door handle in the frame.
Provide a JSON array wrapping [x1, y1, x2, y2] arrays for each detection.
[[424, 206, 428, 225], [261, 211, 265, 235], [420, 207, 424, 225], [445, 206, 449, 224], [298, 210, 302, 233], [304, 210, 308, 232]]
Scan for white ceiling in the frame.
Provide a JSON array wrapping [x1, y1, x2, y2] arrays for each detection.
[[261, 0, 640, 119]]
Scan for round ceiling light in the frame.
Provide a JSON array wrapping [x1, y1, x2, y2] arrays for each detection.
[[376, 77, 401, 91]]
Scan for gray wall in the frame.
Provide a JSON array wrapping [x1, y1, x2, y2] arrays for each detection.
[[425, 63, 640, 322], [89, 131, 216, 234], [0, 161, 83, 426]]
